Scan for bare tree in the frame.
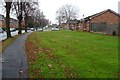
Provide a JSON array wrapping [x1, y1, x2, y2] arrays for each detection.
[[4, 0, 13, 38], [27, 8, 49, 30], [22, 1, 38, 32], [13, 0, 23, 34], [36, 11, 49, 29], [56, 4, 79, 25]]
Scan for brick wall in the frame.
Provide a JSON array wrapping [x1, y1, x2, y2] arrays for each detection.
[[0, 20, 26, 29], [0, 20, 6, 28], [81, 20, 90, 31], [90, 11, 120, 25], [0, 20, 18, 28], [66, 23, 69, 29]]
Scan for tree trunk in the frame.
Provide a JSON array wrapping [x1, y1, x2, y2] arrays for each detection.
[[25, 20, 27, 32], [6, 2, 12, 38], [25, 14, 27, 32], [18, 19, 22, 34], [18, 2, 23, 34]]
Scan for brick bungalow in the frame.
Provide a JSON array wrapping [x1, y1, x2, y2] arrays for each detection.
[[81, 9, 120, 35], [66, 19, 80, 30]]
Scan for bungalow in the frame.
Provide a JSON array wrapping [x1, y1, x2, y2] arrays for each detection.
[[81, 9, 120, 35], [66, 19, 80, 30]]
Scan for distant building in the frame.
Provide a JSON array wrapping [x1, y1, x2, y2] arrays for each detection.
[[66, 19, 80, 30], [0, 14, 5, 28], [81, 9, 120, 35], [10, 18, 18, 28], [0, 14, 25, 29], [52, 24, 59, 28], [60, 23, 66, 29]]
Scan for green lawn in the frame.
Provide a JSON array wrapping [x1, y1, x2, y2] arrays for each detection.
[[26, 30, 118, 78]]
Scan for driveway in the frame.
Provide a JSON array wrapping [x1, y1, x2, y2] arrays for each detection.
[[1, 32, 31, 79]]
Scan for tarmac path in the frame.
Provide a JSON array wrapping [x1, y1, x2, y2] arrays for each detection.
[[2, 33, 31, 79]]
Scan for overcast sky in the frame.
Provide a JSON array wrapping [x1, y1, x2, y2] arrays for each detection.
[[0, 0, 119, 24], [39, 0, 119, 24]]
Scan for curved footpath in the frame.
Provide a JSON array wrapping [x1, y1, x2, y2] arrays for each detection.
[[1, 33, 31, 79]]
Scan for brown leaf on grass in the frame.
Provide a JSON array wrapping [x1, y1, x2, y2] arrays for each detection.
[[38, 48, 51, 53], [61, 65, 65, 68], [51, 39, 56, 43], [62, 66, 80, 78], [34, 69, 41, 73], [34, 69, 44, 78], [64, 45, 68, 49], [48, 64, 52, 69]]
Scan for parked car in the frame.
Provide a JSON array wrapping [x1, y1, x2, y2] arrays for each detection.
[[43, 27, 46, 30], [51, 27, 60, 31], [10, 28, 16, 32], [38, 28, 43, 32], [0, 28, 4, 33], [31, 28, 35, 31], [27, 28, 31, 30]]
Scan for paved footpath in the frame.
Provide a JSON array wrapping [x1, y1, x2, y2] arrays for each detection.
[[1, 33, 31, 79]]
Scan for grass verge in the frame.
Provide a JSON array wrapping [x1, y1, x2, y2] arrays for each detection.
[[26, 30, 118, 78]]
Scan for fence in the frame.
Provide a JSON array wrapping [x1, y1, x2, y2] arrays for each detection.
[[89, 23, 120, 35]]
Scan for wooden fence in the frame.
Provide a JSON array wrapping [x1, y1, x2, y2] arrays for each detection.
[[89, 23, 120, 35]]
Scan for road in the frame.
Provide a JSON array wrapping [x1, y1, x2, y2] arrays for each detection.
[[0, 30, 31, 41], [0, 28, 52, 41]]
